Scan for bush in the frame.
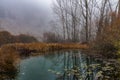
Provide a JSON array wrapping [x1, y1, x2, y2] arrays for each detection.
[[94, 42, 118, 58], [0, 31, 38, 46], [0, 46, 19, 79]]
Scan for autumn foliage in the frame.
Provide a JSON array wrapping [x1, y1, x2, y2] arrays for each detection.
[[91, 13, 120, 58]]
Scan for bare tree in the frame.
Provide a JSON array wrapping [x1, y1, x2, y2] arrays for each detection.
[[53, 0, 81, 42], [52, 0, 119, 43], [53, 0, 66, 40], [118, 0, 120, 13]]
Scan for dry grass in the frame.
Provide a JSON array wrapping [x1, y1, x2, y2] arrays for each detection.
[[0, 45, 20, 79], [0, 43, 89, 59], [1, 42, 88, 52]]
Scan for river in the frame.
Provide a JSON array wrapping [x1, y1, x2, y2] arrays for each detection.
[[16, 50, 120, 80]]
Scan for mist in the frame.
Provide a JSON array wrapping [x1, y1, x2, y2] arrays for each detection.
[[0, 0, 54, 38]]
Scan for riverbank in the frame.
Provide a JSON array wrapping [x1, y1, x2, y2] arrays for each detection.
[[0, 42, 88, 79], [1, 43, 88, 56]]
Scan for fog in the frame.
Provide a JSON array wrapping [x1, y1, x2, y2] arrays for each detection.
[[0, 0, 54, 37]]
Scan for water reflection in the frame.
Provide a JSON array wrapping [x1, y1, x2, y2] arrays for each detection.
[[17, 50, 120, 80], [48, 50, 101, 80]]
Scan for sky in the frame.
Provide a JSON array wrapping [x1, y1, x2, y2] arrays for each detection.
[[0, 0, 54, 38]]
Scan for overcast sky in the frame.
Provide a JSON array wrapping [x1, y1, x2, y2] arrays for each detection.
[[0, 0, 55, 38]]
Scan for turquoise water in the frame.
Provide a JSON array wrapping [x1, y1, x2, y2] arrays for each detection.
[[16, 50, 103, 80]]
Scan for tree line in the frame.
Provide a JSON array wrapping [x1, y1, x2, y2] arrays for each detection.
[[0, 31, 38, 46], [43, 0, 120, 44]]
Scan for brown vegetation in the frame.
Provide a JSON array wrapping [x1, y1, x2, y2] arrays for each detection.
[[90, 13, 120, 58], [0, 31, 38, 46], [0, 45, 20, 79], [1, 43, 88, 54]]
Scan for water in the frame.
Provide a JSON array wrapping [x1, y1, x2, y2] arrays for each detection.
[[16, 50, 119, 80]]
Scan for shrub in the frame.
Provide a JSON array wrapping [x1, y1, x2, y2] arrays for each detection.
[[0, 46, 20, 79]]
